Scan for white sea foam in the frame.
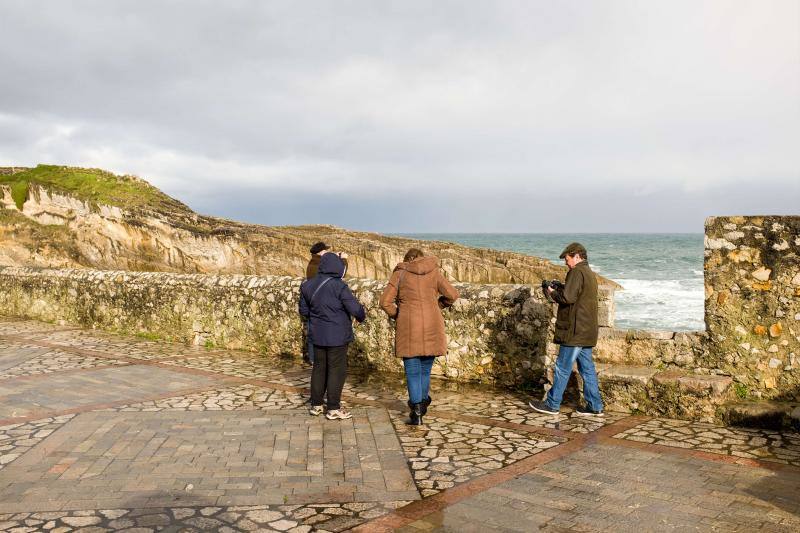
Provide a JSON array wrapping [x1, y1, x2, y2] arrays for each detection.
[[614, 278, 704, 331]]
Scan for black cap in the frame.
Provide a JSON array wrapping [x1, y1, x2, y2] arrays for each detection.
[[559, 242, 587, 259], [310, 241, 329, 255]]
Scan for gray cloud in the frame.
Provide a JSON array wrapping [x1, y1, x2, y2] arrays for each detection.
[[1, 0, 797, 231]]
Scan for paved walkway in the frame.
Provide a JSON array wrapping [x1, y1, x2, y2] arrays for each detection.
[[0, 318, 798, 532]]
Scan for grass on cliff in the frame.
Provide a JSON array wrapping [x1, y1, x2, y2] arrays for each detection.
[[0, 165, 191, 213]]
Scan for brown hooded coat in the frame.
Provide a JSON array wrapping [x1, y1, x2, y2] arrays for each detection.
[[379, 256, 460, 358]]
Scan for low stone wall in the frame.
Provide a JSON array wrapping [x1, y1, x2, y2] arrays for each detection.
[[0, 267, 555, 387], [3, 212, 798, 426], [705, 216, 800, 401]]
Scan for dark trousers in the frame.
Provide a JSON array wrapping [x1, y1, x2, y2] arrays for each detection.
[[303, 321, 315, 364], [310, 344, 348, 410]]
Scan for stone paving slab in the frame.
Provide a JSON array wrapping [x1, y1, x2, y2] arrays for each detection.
[[0, 364, 220, 419], [1, 317, 800, 532], [0, 409, 419, 513], [390, 410, 563, 497], [398, 443, 800, 532], [1, 327, 216, 361], [434, 390, 629, 433], [0, 341, 52, 372], [0, 341, 128, 379], [614, 416, 800, 467], [102, 383, 308, 412], [0, 319, 77, 335], [0, 500, 413, 532], [0, 415, 76, 472]]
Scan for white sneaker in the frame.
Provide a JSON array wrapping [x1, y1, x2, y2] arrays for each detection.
[[325, 409, 352, 420], [309, 405, 324, 416]]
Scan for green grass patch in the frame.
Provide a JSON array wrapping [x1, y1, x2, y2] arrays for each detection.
[[0, 164, 190, 213], [733, 382, 749, 400], [10, 181, 28, 210], [136, 331, 163, 341]]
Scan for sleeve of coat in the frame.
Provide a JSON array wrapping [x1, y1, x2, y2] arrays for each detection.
[[552, 268, 583, 304], [437, 272, 460, 308], [379, 270, 401, 318], [298, 283, 310, 318], [340, 283, 366, 323]]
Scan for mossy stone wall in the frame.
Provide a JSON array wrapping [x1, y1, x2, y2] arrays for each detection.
[[705, 216, 800, 400], [0, 267, 554, 387]]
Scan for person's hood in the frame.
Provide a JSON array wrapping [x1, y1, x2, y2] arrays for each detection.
[[318, 253, 346, 278], [395, 256, 439, 275]]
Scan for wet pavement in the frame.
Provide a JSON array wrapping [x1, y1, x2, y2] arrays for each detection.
[[0, 317, 798, 532]]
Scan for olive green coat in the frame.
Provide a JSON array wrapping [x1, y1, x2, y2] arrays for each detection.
[[552, 261, 598, 347]]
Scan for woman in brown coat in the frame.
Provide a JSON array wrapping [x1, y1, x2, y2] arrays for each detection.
[[379, 248, 459, 425]]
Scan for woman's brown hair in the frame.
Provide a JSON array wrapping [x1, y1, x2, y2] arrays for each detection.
[[403, 248, 424, 263]]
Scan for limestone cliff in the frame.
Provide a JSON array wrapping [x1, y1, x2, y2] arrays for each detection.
[[0, 165, 619, 287]]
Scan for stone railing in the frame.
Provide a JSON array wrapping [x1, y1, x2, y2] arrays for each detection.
[[1, 214, 797, 425], [0, 267, 556, 387]]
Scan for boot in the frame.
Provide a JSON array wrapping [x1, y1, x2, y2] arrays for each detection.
[[406, 400, 424, 426], [420, 396, 432, 416]]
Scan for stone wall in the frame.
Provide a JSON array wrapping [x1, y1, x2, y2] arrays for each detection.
[[0, 267, 555, 387], [705, 216, 800, 401], [2, 214, 798, 424]]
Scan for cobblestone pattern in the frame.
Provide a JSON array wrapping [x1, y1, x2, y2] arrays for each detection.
[[390, 411, 562, 497], [0, 501, 412, 532], [0, 415, 75, 472], [0, 365, 219, 420], [434, 390, 628, 433], [101, 385, 308, 412], [0, 344, 126, 380], [160, 354, 306, 385], [0, 341, 51, 372], [0, 319, 75, 335], [399, 443, 800, 532], [5, 328, 213, 361], [614, 417, 800, 467]]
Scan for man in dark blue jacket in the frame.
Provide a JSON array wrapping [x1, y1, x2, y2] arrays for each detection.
[[299, 252, 366, 420]]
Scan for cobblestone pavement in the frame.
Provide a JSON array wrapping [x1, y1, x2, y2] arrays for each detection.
[[0, 317, 798, 532], [614, 417, 800, 467]]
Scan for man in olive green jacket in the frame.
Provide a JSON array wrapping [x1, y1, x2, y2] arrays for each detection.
[[529, 243, 604, 417]]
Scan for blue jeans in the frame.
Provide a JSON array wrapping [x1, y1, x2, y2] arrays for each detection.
[[403, 356, 435, 404], [545, 345, 604, 412]]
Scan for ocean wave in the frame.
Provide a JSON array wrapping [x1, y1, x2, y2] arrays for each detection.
[[613, 278, 704, 331]]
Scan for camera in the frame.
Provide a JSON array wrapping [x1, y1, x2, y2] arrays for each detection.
[[541, 279, 564, 300]]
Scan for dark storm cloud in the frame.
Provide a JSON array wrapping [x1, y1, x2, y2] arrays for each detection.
[[1, 0, 797, 231]]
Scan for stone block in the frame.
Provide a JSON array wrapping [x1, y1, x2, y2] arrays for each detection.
[[677, 375, 732, 396], [598, 365, 658, 385]]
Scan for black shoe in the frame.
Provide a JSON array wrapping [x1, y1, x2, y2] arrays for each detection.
[[420, 396, 432, 416], [406, 402, 424, 426], [528, 399, 559, 415], [574, 405, 604, 417]]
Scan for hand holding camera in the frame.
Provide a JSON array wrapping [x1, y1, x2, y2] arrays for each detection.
[[541, 279, 564, 301]]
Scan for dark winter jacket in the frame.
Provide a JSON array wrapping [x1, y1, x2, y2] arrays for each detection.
[[551, 261, 599, 347], [299, 253, 365, 347]]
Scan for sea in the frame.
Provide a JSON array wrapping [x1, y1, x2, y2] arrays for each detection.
[[397, 233, 705, 332]]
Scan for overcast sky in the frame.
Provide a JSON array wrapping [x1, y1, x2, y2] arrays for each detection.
[[1, 1, 797, 233]]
